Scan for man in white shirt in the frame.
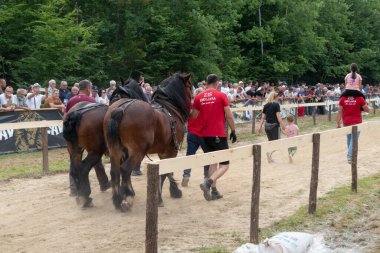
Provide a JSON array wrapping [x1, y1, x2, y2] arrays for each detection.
[[220, 82, 230, 95], [26, 83, 46, 109], [334, 84, 341, 96], [0, 86, 17, 111]]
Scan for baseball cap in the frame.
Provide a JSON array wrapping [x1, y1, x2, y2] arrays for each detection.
[[92, 85, 99, 91]]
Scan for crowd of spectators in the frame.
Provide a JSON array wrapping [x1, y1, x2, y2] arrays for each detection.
[[194, 80, 380, 121], [0, 78, 154, 112], [1, 77, 379, 115]]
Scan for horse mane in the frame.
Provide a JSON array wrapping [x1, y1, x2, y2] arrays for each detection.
[[152, 73, 190, 119], [110, 79, 148, 102]]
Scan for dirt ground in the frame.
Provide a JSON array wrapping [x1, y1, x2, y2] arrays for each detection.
[[1, 126, 380, 253]]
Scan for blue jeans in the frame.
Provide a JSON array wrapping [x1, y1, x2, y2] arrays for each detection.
[[347, 131, 360, 161], [183, 132, 209, 178]]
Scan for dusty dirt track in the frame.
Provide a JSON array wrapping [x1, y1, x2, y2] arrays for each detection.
[[1, 128, 379, 253]]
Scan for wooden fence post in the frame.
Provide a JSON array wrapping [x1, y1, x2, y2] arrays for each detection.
[[372, 101, 376, 115], [146, 164, 159, 253], [312, 108, 316, 126], [251, 110, 256, 134], [351, 126, 358, 193], [294, 108, 298, 125], [250, 145, 261, 244], [41, 127, 49, 172], [328, 105, 332, 122], [308, 133, 320, 214]]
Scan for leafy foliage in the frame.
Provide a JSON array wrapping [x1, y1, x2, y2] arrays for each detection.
[[0, 0, 379, 87]]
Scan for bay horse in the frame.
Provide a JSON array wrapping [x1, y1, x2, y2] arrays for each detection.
[[63, 79, 147, 207], [104, 73, 192, 211]]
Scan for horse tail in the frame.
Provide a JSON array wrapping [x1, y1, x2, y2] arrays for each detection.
[[63, 111, 82, 150], [107, 107, 124, 149]]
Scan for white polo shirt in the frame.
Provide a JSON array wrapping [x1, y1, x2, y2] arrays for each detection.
[[26, 93, 43, 109], [0, 93, 17, 107]]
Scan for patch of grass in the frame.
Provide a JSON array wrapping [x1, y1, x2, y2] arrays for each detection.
[[0, 160, 69, 180], [259, 173, 380, 240], [200, 174, 380, 252], [0, 148, 70, 181], [196, 245, 230, 253]]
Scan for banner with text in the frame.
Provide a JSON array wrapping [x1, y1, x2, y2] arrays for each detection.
[[0, 110, 65, 154]]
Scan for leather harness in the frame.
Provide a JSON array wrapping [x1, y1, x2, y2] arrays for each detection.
[[151, 101, 183, 151]]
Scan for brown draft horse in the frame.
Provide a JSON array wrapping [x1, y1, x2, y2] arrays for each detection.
[[63, 79, 147, 207], [104, 73, 192, 211]]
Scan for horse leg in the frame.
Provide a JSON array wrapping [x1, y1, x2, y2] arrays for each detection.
[[94, 160, 111, 192], [158, 175, 166, 207], [167, 173, 182, 198], [67, 144, 83, 197], [110, 150, 123, 210], [119, 153, 144, 212], [76, 154, 100, 208]]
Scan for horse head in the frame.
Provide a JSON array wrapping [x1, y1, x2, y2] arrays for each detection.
[[180, 73, 193, 114]]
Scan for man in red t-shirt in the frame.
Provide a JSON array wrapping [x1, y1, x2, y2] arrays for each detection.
[[191, 74, 237, 201], [181, 88, 210, 187], [336, 94, 369, 163]]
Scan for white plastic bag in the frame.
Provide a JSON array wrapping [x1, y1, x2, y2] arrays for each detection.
[[234, 232, 313, 253], [233, 243, 260, 253], [265, 232, 313, 253]]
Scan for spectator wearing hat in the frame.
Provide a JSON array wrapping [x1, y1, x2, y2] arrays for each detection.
[[14, 88, 30, 111], [26, 83, 47, 109], [91, 85, 100, 103], [44, 88, 65, 112]]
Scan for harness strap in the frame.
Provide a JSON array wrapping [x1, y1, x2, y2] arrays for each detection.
[[163, 107, 181, 151], [73, 102, 107, 114], [151, 101, 182, 151]]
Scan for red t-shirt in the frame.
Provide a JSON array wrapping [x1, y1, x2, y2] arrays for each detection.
[[66, 94, 96, 112], [188, 114, 203, 137], [193, 89, 229, 137], [339, 96, 366, 126]]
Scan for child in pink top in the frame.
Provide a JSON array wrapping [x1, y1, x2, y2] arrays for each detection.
[[344, 63, 362, 91], [285, 114, 299, 163]]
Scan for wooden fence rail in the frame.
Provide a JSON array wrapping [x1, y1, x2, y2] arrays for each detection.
[[0, 120, 63, 172], [145, 121, 377, 253]]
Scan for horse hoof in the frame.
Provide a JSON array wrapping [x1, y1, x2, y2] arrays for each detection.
[[100, 181, 111, 192], [120, 201, 132, 212], [119, 196, 134, 212], [76, 196, 93, 208], [83, 198, 94, 208], [158, 200, 164, 207], [170, 188, 183, 199]]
